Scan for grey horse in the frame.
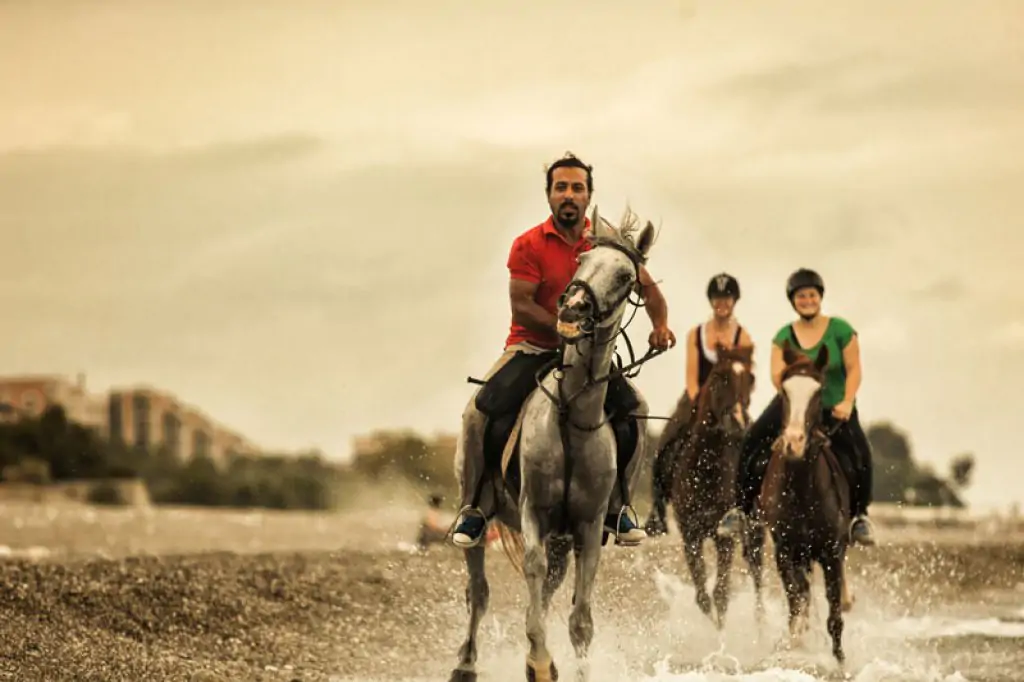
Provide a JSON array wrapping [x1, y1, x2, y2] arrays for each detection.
[[448, 206, 660, 682]]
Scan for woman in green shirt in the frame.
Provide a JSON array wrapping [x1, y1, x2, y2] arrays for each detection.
[[717, 268, 876, 546]]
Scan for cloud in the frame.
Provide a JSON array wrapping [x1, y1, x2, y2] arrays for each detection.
[[909, 277, 967, 303], [989, 321, 1024, 350], [854, 317, 910, 354]]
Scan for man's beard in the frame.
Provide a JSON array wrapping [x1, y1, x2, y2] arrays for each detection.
[[555, 202, 579, 229]]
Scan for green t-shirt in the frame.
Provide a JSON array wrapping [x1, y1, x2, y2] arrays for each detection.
[[772, 317, 856, 409]]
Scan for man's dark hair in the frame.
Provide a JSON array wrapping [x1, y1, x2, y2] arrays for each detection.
[[545, 151, 594, 193]]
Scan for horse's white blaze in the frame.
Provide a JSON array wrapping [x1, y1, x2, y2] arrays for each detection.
[[780, 374, 820, 458], [733, 403, 747, 428]]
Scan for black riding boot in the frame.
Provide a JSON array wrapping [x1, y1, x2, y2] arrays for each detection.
[[644, 444, 674, 536], [718, 395, 783, 538]]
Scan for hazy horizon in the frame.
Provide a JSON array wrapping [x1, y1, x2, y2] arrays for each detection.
[[2, 0, 1023, 508]]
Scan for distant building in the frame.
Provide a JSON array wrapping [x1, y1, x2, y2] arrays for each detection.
[[107, 384, 260, 466], [0, 373, 262, 468], [0, 373, 106, 433]]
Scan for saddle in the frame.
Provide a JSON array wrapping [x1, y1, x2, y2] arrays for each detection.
[[474, 354, 640, 505], [756, 428, 853, 514], [816, 430, 853, 507], [483, 396, 640, 506]]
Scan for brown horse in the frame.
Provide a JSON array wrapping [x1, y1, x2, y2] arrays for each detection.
[[746, 341, 851, 664], [669, 344, 759, 629]]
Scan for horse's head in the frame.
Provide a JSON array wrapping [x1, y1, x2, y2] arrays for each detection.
[[776, 340, 829, 461], [698, 344, 755, 439], [556, 205, 656, 344]]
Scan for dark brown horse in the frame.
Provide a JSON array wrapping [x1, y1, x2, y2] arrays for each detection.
[[669, 344, 759, 629], [745, 341, 851, 664]]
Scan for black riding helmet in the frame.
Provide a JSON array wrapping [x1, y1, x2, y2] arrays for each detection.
[[786, 268, 825, 302], [707, 272, 740, 301]]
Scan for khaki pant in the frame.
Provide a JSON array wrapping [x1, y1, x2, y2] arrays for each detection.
[[482, 341, 554, 380], [457, 342, 557, 508]]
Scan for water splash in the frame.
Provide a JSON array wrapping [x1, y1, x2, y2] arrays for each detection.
[[445, 565, 983, 682]]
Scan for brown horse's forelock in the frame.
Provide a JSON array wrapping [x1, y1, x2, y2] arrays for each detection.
[[780, 354, 822, 383], [693, 347, 754, 420]]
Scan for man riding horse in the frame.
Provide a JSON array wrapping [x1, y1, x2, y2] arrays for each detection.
[[645, 272, 754, 536], [450, 152, 677, 549], [718, 268, 877, 546]]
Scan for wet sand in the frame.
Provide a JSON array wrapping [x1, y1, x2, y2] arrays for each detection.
[[0, 502, 1022, 681]]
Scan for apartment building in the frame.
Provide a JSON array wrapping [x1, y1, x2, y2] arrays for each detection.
[[0, 374, 262, 467], [107, 384, 260, 466], [0, 374, 106, 433]]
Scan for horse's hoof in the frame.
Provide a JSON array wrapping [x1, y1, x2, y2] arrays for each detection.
[[525, 656, 558, 682], [449, 670, 478, 682]]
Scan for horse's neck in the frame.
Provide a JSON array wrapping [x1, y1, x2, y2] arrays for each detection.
[[689, 417, 738, 474], [779, 450, 831, 511], [560, 324, 620, 421]]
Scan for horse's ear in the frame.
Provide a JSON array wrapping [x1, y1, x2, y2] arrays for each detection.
[[781, 340, 801, 366], [814, 344, 830, 371], [590, 205, 610, 239], [635, 220, 656, 257]]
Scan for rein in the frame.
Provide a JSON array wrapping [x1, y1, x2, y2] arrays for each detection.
[[460, 235, 670, 540], [540, 239, 665, 535]]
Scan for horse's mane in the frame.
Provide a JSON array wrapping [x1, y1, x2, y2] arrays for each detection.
[[586, 204, 656, 265]]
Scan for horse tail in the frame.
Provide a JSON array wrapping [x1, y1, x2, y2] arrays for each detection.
[[495, 521, 526, 576]]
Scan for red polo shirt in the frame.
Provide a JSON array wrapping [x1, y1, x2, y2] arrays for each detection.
[[505, 216, 593, 349]]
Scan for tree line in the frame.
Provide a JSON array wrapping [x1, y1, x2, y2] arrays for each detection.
[[0, 405, 974, 511], [0, 405, 345, 510], [350, 421, 976, 509]]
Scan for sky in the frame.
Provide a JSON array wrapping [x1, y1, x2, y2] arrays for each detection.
[[1, 0, 1023, 508]]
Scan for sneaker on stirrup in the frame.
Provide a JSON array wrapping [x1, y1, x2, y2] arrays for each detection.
[[450, 508, 488, 548], [850, 515, 877, 546], [717, 507, 746, 539], [605, 507, 646, 546]]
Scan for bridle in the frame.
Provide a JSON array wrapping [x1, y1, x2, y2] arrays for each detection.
[[555, 238, 643, 343], [539, 237, 666, 530], [778, 364, 842, 457], [695, 360, 751, 440], [539, 236, 660, 426]]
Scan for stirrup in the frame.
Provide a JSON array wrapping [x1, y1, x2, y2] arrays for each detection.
[[613, 504, 642, 545], [849, 515, 876, 545], [446, 505, 488, 548]]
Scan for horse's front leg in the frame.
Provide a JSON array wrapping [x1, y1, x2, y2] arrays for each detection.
[[742, 521, 767, 626], [543, 536, 573, 613], [682, 531, 713, 622], [712, 534, 736, 630], [840, 553, 855, 612], [774, 543, 806, 649], [568, 516, 605, 681], [523, 506, 558, 682], [822, 552, 847, 665], [449, 545, 489, 682], [789, 558, 812, 644]]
